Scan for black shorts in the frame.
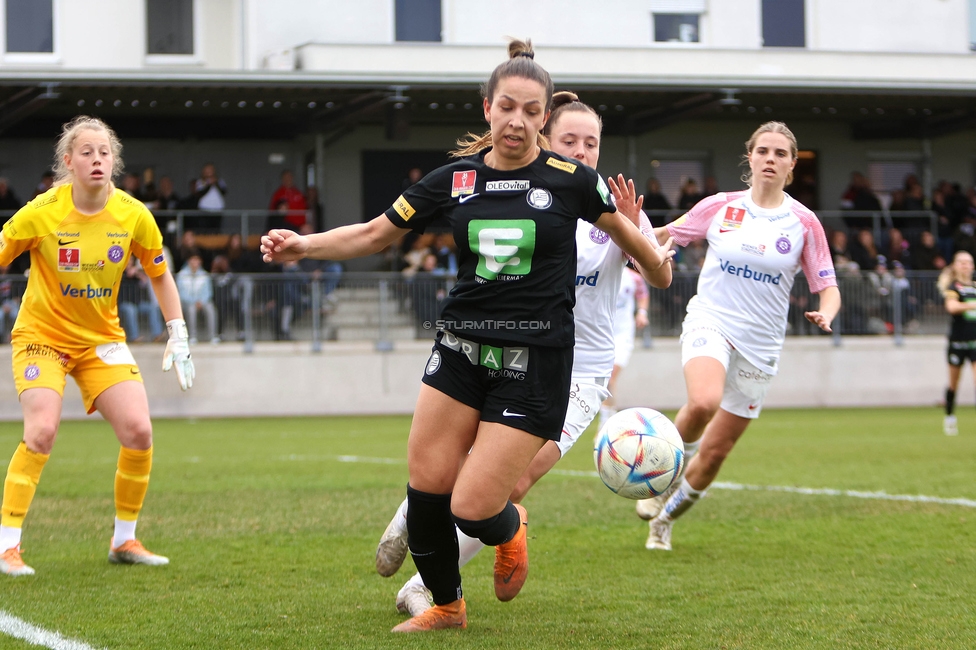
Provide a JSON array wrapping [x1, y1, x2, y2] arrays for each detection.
[[947, 340, 976, 366], [421, 330, 573, 440]]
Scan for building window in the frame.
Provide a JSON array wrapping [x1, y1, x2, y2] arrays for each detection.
[[147, 0, 194, 55], [395, 0, 441, 43], [649, 1, 705, 43], [653, 14, 699, 43], [970, 0, 976, 50], [5, 0, 53, 53], [651, 159, 707, 208], [762, 0, 805, 48]]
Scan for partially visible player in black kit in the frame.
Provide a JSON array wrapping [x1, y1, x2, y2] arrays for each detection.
[[937, 250, 976, 435], [261, 39, 672, 632]]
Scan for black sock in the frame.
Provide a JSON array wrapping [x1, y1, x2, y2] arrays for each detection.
[[405, 485, 461, 606], [946, 388, 956, 416], [453, 500, 520, 546]]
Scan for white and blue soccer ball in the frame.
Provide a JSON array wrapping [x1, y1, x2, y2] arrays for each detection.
[[593, 407, 685, 500]]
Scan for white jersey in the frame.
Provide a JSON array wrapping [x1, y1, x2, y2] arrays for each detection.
[[572, 221, 625, 377], [613, 266, 648, 341], [667, 189, 836, 374]]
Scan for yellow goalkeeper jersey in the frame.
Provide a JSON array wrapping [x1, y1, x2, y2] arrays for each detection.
[[0, 184, 168, 347]]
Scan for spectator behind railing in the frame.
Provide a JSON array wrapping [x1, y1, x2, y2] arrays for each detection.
[[268, 170, 307, 229], [0, 263, 21, 344], [0, 178, 21, 211], [849, 229, 880, 271], [840, 171, 881, 229], [30, 170, 53, 199], [188, 163, 227, 232], [118, 256, 164, 343], [643, 178, 672, 226], [829, 229, 850, 266], [296, 223, 342, 309], [176, 229, 212, 272], [912, 230, 946, 271], [885, 228, 912, 269], [676, 178, 702, 211], [176, 251, 218, 345], [400, 233, 435, 279]]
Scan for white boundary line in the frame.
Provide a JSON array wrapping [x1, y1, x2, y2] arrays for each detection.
[[0, 610, 102, 650], [301, 454, 976, 509]]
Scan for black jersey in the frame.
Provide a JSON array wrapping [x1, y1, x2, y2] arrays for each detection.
[[946, 280, 976, 341], [385, 148, 615, 346]]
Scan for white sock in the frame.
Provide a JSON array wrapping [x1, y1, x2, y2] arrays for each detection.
[[0, 525, 22, 552], [456, 529, 485, 568], [112, 518, 137, 549], [683, 439, 701, 463], [660, 477, 705, 522], [404, 571, 425, 590], [393, 497, 408, 534]]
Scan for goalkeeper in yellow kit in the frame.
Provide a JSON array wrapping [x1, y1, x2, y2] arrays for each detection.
[[0, 116, 195, 576]]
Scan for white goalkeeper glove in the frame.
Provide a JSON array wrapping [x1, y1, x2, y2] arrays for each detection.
[[162, 318, 195, 391]]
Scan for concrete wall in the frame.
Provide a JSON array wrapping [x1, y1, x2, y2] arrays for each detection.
[[0, 336, 956, 422]]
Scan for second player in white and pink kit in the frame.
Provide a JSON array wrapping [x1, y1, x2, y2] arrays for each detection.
[[636, 121, 841, 551]]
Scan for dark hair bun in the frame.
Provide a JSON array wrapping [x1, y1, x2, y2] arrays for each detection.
[[508, 39, 534, 59], [551, 91, 580, 111]]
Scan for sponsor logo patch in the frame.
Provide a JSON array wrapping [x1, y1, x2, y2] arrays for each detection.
[[525, 188, 552, 210], [451, 170, 477, 197], [425, 350, 441, 375], [469, 219, 536, 281], [818, 269, 835, 278], [153, 254, 165, 265], [719, 207, 746, 233], [546, 157, 576, 173], [392, 195, 416, 221], [58, 248, 80, 272], [81, 261, 105, 272], [719, 259, 781, 285], [96, 342, 136, 366], [486, 180, 530, 192], [741, 243, 766, 257]]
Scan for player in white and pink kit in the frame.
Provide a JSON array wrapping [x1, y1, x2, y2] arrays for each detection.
[[636, 121, 841, 551]]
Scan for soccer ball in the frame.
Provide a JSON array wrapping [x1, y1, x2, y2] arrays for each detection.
[[593, 407, 685, 500]]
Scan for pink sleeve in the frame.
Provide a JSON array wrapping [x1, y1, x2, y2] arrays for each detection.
[[666, 192, 740, 246], [797, 207, 838, 293]]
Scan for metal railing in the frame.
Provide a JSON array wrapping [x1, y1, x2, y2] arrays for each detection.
[[0, 270, 952, 350]]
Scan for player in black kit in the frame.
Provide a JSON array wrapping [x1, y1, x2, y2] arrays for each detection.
[[938, 250, 976, 435], [261, 39, 673, 632]]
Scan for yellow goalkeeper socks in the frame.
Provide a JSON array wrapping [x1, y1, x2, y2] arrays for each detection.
[[1, 441, 50, 532], [115, 446, 153, 522]]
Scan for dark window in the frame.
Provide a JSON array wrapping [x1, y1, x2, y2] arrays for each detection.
[[395, 0, 441, 42], [147, 0, 194, 55], [762, 0, 805, 47], [653, 13, 699, 43], [5, 0, 53, 53]]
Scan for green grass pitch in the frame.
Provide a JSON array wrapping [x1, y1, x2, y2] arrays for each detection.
[[0, 408, 973, 649]]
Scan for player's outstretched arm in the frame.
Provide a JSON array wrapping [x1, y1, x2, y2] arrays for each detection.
[[262, 215, 407, 263], [804, 285, 841, 333]]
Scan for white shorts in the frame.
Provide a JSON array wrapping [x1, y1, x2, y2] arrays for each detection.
[[613, 332, 635, 368], [555, 376, 611, 457], [680, 322, 773, 419]]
